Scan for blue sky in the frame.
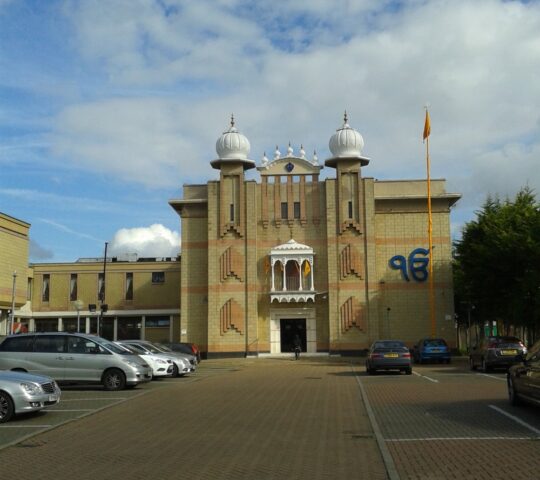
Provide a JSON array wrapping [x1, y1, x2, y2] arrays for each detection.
[[1, 0, 539, 262]]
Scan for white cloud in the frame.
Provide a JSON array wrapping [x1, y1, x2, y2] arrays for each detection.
[[32, 0, 540, 237], [108, 224, 180, 258]]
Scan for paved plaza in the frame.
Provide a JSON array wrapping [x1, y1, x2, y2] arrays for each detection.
[[0, 357, 539, 480]]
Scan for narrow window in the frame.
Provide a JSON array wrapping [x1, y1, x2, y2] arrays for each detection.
[[230, 203, 235, 222], [42, 274, 50, 302], [294, 202, 301, 219], [98, 273, 105, 302], [126, 272, 133, 300], [348, 201, 353, 219], [281, 202, 288, 219], [27, 278, 32, 301], [152, 272, 165, 284], [70, 274, 78, 301]]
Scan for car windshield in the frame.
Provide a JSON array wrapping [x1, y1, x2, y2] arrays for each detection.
[[155, 343, 172, 352], [138, 343, 162, 354], [117, 343, 138, 354], [424, 339, 447, 347], [96, 339, 134, 355], [373, 341, 406, 350], [493, 337, 522, 347]]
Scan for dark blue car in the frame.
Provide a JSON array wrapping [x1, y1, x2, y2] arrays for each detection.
[[412, 338, 451, 364]]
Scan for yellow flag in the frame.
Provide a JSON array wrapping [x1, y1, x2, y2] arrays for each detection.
[[423, 109, 431, 142], [303, 261, 311, 277]]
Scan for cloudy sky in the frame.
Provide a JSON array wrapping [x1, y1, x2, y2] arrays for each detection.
[[1, 0, 539, 262]]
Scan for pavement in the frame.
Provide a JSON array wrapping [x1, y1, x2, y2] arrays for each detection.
[[0, 357, 389, 480], [1, 356, 538, 480]]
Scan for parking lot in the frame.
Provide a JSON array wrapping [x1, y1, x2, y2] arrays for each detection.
[[0, 357, 539, 480]]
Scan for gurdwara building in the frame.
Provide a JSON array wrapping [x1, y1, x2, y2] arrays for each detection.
[[169, 114, 460, 357]]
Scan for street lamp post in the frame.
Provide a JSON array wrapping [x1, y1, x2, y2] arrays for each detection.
[[9, 271, 17, 335], [73, 299, 84, 333]]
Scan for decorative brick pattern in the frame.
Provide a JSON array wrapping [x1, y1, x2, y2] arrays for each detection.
[[220, 298, 244, 335], [340, 244, 363, 280], [220, 247, 243, 282], [340, 296, 365, 332]]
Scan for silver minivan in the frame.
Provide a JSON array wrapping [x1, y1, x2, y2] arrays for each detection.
[[0, 333, 152, 391]]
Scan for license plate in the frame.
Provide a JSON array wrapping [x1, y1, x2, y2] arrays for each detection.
[[431, 349, 440, 352], [384, 353, 399, 358], [501, 349, 517, 356], [48, 395, 58, 402]]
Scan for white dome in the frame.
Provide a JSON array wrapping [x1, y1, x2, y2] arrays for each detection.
[[328, 112, 364, 158], [215, 117, 251, 160]]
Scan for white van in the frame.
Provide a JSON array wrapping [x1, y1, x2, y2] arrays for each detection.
[[0, 333, 152, 391]]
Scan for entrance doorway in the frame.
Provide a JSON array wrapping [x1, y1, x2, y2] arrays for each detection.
[[280, 318, 306, 353]]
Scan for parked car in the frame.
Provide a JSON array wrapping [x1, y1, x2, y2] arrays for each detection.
[[412, 338, 451, 364], [0, 333, 152, 391], [365, 340, 412, 375], [469, 336, 527, 372], [120, 340, 193, 377], [507, 339, 540, 407], [0, 370, 61, 423], [115, 342, 174, 378], [159, 342, 201, 363]]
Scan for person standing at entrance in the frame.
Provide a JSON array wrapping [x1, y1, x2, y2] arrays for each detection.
[[293, 334, 301, 360]]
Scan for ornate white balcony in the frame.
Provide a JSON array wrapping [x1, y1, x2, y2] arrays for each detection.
[[269, 239, 315, 303]]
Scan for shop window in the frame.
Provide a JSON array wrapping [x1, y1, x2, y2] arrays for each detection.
[[152, 272, 165, 284], [42, 274, 50, 302], [145, 316, 170, 328]]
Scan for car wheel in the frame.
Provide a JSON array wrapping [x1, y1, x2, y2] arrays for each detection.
[[405, 367, 412, 375], [481, 358, 491, 373], [102, 368, 126, 391], [0, 391, 15, 424], [469, 357, 477, 371], [171, 363, 179, 377], [507, 376, 521, 406], [446, 358, 451, 364]]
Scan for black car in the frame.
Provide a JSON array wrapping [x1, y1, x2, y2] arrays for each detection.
[[159, 342, 201, 363], [469, 336, 527, 372], [507, 339, 540, 407]]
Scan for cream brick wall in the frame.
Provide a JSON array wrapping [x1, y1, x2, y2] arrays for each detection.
[[0, 213, 29, 310], [174, 160, 459, 355]]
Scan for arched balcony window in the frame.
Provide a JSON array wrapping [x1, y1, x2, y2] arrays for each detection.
[[269, 239, 315, 303]]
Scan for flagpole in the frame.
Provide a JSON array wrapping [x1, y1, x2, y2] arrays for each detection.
[[424, 108, 436, 338]]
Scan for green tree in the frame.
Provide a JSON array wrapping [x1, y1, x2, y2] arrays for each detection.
[[453, 187, 540, 344]]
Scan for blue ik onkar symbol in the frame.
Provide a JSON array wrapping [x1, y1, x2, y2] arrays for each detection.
[[389, 248, 429, 282]]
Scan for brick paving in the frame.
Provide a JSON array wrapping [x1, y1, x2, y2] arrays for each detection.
[[362, 362, 540, 480], [0, 357, 387, 480]]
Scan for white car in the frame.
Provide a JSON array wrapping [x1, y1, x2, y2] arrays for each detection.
[[0, 370, 61, 423], [120, 341, 193, 377], [115, 342, 173, 378]]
